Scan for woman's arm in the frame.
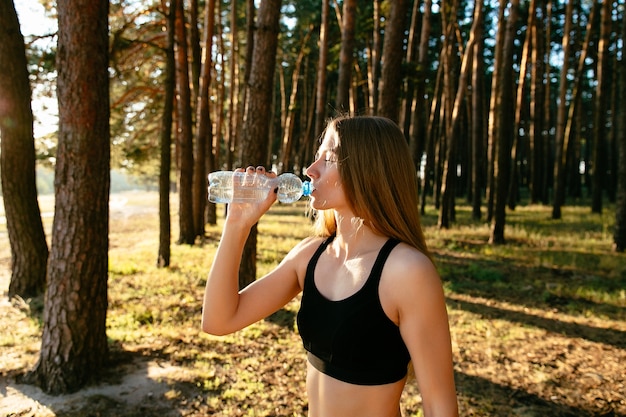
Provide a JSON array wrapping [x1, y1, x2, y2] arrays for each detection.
[[201, 168, 303, 335], [385, 247, 459, 417]]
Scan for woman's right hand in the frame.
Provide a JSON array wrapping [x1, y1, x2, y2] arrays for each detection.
[[224, 166, 278, 229]]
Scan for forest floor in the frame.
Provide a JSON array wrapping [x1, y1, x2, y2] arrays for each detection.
[[0, 191, 625, 416]]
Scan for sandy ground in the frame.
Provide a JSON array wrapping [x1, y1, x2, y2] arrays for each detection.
[[0, 192, 179, 417]]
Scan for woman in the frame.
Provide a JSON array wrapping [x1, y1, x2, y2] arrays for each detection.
[[202, 115, 459, 416]]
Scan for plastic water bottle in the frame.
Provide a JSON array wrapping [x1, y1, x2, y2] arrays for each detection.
[[208, 171, 313, 204]]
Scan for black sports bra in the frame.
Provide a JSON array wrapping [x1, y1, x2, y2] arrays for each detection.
[[296, 235, 410, 385]]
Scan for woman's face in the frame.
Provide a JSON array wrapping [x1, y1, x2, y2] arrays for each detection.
[[304, 128, 347, 211]]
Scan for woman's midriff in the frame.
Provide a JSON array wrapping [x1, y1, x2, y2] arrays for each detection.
[[305, 362, 406, 417]]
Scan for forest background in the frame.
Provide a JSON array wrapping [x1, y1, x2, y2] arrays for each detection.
[[0, 0, 625, 414]]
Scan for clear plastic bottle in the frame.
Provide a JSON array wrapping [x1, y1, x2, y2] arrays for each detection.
[[208, 171, 312, 204]]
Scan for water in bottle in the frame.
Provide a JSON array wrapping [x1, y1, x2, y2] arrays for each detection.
[[208, 171, 312, 204]]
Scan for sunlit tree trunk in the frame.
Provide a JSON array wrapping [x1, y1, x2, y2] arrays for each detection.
[[377, 0, 409, 123], [281, 29, 313, 172], [508, 0, 534, 210], [591, 0, 612, 214], [541, 0, 553, 205], [470, 0, 485, 221], [439, 0, 480, 229], [529, 0, 546, 204], [490, 0, 520, 244], [486, 0, 506, 222], [411, 0, 433, 170], [174, 0, 195, 244], [367, 0, 382, 114], [157, 0, 177, 268], [614, 9, 626, 252], [314, 0, 330, 139], [335, 0, 356, 112], [0, 0, 49, 298], [551, 0, 575, 219], [193, 0, 216, 239], [239, 0, 282, 288], [400, 0, 420, 140], [28, 0, 110, 394]]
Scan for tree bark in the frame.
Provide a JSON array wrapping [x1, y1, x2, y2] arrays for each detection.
[[193, 0, 216, 239], [239, 0, 282, 288], [157, 0, 177, 268], [377, 0, 409, 123], [314, 0, 330, 139], [551, 0, 575, 219], [490, 0, 519, 244], [175, 0, 196, 244], [470, 1, 485, 221], [591, 0, 612, 214], [335, 0, 356, 112], [28, 0, 110, 394], [614, 6, 626, 252], [0, 0, 49, 299]]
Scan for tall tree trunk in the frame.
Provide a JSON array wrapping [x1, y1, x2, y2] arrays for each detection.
[[281, 29, 313, 172], [28, 0, 110, 394], [541, 0, 553, 205], [175, 0, 196, 244], [335, 0, 356, 112], [411, 0, 433, 170], [400, 0, 421, 140], [529, 0, 546, 204], [470, 0, 485, 221], [614, 7, 626, 252], [377, 0, 409, 123], [551, 0, 575, 219], [591, 0, 612, 214], [157, 0, 177, 268], [193, 0, 216, 239], [314, 0, 330, 139], [0, 0, 49, 299], [490, 0, 520, 244], [368, 0, 382, 114], [508, 0, 534, 210], [486, 0, 507, 223], [439, 0, 480, 229], [239, 0, 282, 288]]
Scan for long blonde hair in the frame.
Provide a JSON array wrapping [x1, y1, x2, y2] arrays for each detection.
[[312, 115, 431, 259]]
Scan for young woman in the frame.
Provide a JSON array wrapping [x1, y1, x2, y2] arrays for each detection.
[[202, 115, 459, 416]]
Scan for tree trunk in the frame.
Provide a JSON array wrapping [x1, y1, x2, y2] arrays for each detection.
[[193, 0, 216, 239], [486, 0, 506, 223], [314, 0, 330, 139], [335, 0, 356, 112], [541, 0, 553, 205], [28, 0, 110, 394], [490, 0, 519, 244], [551, 0, 575, 219], [367, 0, 382, 114], [0, 0, 49, 299], [157, 0, 177, 268], [281, 29, 313, 172], [470, 0, 485, 220], [411, 0, 433, 170], [239, 0, 282, 288], [591, 0, 612, 214], [529, 0, 546, 204], [614, 8, 626, 252], [175, 0, 196, 244], [508, 0, 534, 210], [377, 0, 409, 123], [439, 0, 480, 229]]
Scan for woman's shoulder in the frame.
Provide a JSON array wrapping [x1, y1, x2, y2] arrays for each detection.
[[384, 242, 440, 288], [283, 235, 329, 262]]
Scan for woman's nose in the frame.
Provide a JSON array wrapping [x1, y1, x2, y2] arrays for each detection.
[[304, 162, 316, 178]]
